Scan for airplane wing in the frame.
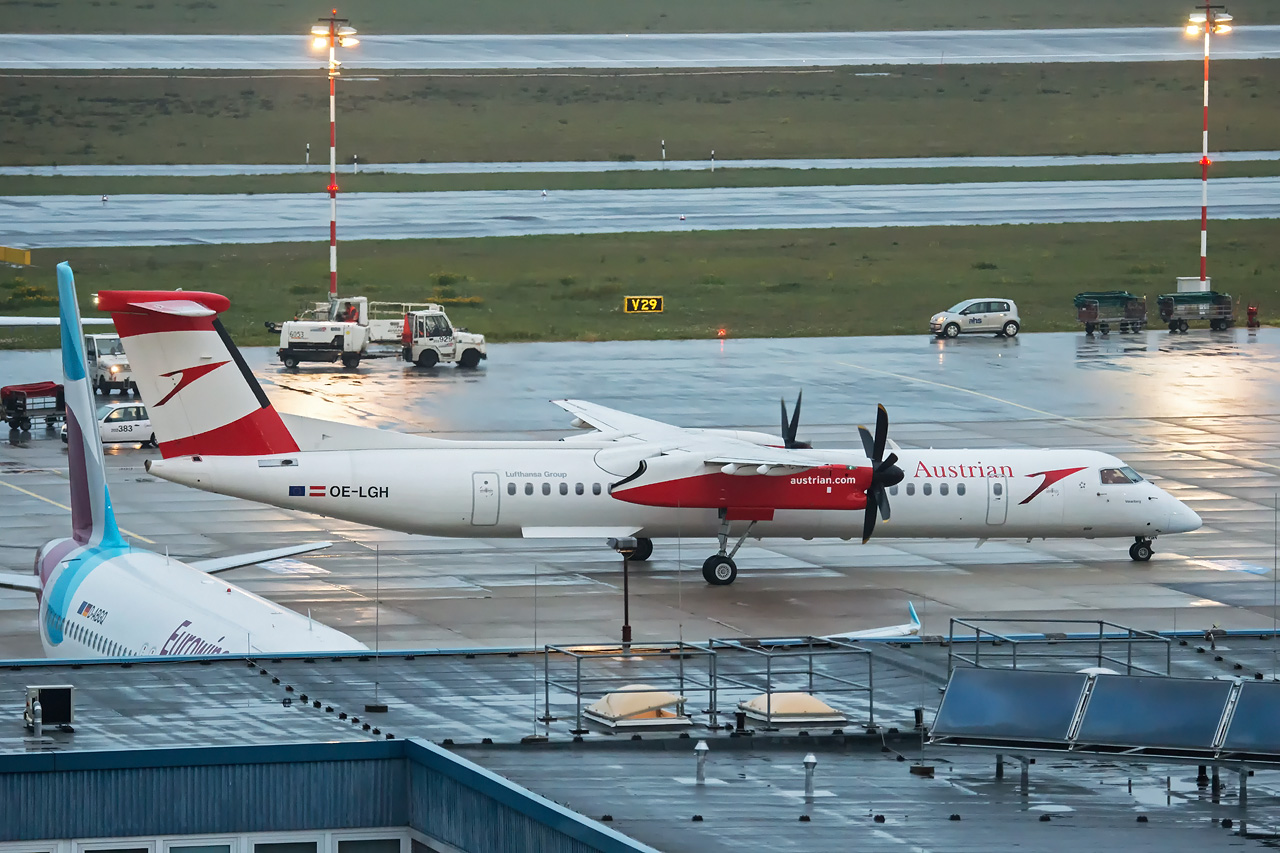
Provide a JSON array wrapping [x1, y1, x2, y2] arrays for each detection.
[[188, 541, 332, 575], [0, 572, 40, 592], [0, 317, 112, 327], [551, 399, 685, 439], [705, 448, 827, 471]]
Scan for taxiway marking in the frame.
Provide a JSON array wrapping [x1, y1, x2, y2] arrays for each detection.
[[0, 476, 157, 544]]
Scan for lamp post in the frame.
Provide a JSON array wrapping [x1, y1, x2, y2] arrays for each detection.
[[1185, 4, 1232, 284], [310, 10, 359, 301]]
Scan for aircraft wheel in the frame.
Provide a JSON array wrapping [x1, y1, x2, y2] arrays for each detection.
[[702, 555, 737, 586], [630, 537, 653, 562], [1129, 541, 1153, 562]]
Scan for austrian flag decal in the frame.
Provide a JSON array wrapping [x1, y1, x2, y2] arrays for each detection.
[[288, 486, 327, 497]]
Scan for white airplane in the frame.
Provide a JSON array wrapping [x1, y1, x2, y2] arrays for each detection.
[[97, 288, 1201, 587], [0, 265, 365, 659], [823, 602, 922, 641]]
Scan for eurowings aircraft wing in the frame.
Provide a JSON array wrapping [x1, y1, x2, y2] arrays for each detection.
[[0, 317, 113, 327], [0, 572, 40, 592], [188, 541, 333, 575]]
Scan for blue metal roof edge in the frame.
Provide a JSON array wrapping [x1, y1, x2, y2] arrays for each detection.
[[0, 738, 401, 774], [404, 738, 662, 853]]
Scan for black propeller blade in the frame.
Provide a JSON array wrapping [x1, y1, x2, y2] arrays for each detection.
[[857, 404, 905, 544], [779, 391, 811, 449]]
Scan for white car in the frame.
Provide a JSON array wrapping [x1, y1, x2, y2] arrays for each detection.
[[61, 403, 155, 447], [930, 298, 1021, 338]]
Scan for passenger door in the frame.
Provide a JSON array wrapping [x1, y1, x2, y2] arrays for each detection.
[[100, 407, 130, 442], [962, 301, 989, 332], [471, 472, 499, 526], [986, 477, 1008, 524]]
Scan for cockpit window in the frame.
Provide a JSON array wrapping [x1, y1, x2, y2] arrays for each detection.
[[1099, 467, 1143, 485]]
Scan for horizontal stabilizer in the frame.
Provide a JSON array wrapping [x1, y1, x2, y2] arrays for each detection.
[[0, 571, 40, 592], [0, 316, 112, 327], [122, 299, 218, 317], [522, 526, 642, 539], [189, 541, 332, 575]]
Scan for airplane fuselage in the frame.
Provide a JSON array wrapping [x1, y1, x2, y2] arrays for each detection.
[[147, 444, 1199, 544]]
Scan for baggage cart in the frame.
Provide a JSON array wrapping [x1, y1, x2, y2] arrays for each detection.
[[1, 381, 66, 432], [1157, 291, 1234, 333], [1073, 291, 1147, 335]]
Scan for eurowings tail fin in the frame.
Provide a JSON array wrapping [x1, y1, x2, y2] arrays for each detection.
[[57, 263, 126, 548], [908, 601, 921, 629], [97, 291, 299, 459]]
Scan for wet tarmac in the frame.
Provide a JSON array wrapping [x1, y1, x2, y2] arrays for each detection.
[[5, 151, 1278, 178], [5, 27, 1280, 70], [5, 177, 1278, 248], [2, 329, 1280, 660]]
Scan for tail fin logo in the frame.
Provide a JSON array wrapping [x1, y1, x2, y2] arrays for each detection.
[[1019, 467, 1088, 505], [156, 361, 229, 407]]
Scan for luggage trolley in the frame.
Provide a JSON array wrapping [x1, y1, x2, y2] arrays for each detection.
[[1074, 291, 1147, 335], [1157, 291, 1234, 333], [1, 382, 66, 433]]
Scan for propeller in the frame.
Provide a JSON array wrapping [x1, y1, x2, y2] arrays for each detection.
[[857, 404, 905, 544], [779, 391, 811, 449]]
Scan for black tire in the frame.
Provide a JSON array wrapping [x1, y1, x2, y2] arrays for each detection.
[[1178, 320, 1189, 333], [943, 323, 960, 339], [1130, 542, 1153, 562], [1002, 320, 1020, 338], [148, 433, 157, 448], [630, 537, 654, 562], [341, 353, 361, 369], [15, 416, 31, 432], [1084, 322, 1095, 335], [458, 348, 482, 369], [282, 355, 299, 369], [1099, 323, 1110, 336], [1168, 321, 1178, 332], [416, 349, 440, 369], [701, 555, 737, 586]]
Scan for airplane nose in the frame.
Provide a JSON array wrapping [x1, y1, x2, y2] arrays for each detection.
[[1166, 498, 1202, 534]]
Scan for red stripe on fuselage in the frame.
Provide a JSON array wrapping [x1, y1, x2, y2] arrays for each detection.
[[613, 465, 871, 511], [158, 406, 300, 458]]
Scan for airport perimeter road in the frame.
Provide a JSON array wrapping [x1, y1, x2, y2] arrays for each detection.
[[4, 151, 1278, 178], [5, 27, 1280, 70], [2, 330, 1280, 656], [5, 177, 1278, 248]]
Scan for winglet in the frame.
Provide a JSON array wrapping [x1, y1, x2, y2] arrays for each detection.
[[908, 601, 920, 628], [57, 262, 126, 549]]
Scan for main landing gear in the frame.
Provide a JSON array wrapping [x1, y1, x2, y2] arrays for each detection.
[[702, 516, 757, 586], [1129, 536, 1154, 562]]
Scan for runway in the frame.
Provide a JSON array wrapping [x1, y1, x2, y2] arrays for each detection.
[[5, 151, 1278, 178], [6, 177, 1278, 248], [6, 27, 1280, 70], [2, 330, 1280, 660]]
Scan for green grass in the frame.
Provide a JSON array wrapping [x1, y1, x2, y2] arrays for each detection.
[[6, 161, 1280, 196], [3, 220, 1276, 349], [4, 61, 1278, 166], [10, 0, 1280, 34]]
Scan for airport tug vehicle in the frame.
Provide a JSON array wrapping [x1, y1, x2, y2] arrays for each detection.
[[270, 297, 485, 369], [84, 333, 135, 395]]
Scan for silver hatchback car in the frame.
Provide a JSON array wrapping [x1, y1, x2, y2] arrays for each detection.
[[930, 298, 1021, 338]]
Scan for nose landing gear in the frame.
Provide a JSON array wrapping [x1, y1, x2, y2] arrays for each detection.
[[1129, 537, 1154, 562]]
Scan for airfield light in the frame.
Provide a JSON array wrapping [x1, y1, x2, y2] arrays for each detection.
[[310, 10, 358, 299], [1186, 4, 1232, 283]]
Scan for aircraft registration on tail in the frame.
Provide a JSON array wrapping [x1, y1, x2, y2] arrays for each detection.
[[96, 288, 1201, 587], [0, 265, 365, 659]]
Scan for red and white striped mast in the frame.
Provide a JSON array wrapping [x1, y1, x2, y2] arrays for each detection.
[[1186, 4, 1232, 283], [310, 11, 359, 301]]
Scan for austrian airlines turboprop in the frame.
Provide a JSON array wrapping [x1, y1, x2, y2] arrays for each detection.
[[0, 265, 365, 659], [98, 288, 1201, 587]]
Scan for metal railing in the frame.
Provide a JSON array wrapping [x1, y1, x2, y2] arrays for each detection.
[[947, 618, 1171, 676]]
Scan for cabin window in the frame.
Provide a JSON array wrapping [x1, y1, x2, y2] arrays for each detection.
[[507, 482, 516, 496], [923, 483, 932, 496], [940, 483, 949, 496], [559, 482, 568, 495], [542, 482, 551, 496], [889, 485, 898, 495], [957, 482, 966, 496], [993, 482, 1003, 496], [906, 483, 915, 496], [524, 483, 533, 496], [593, 483, 602, 495], [575, 483, 584, 495]]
